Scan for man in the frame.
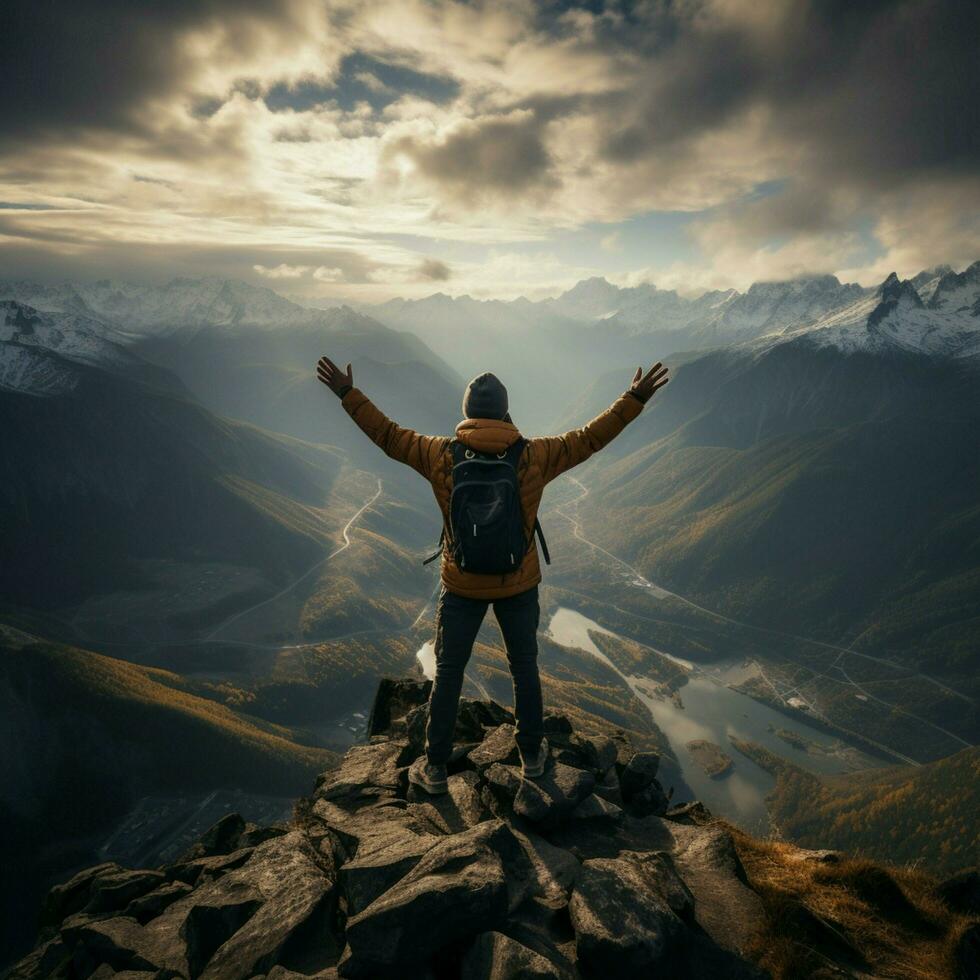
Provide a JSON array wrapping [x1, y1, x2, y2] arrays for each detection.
[[316, 356, 669, 794]]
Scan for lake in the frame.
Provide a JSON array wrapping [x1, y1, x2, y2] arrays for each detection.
[[546, 606, 887, 834]]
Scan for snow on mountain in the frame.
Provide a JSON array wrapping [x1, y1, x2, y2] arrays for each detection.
[[710, 274, 865, 337], [0, 344, 80, 397], [543, 275, 628, 321], [0, 277, 368, 335], [926, 261, 980, 316], [3, 263, 976, 376], [0, 301, 134, 366], [911, 264, 954, 303], [364, 274, 872, 347], [0, 301, 140, 395], [770, 271, 980, 358]]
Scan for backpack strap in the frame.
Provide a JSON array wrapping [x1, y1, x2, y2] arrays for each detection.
[[421, 439, 455, 566], [508, 438, 551, 565], [504, 436, 525, 467], [422, 527, 444, 565], [533, 517, 551, 565]]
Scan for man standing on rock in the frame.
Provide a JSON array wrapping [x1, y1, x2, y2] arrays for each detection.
[[317, 357, 669, 794]]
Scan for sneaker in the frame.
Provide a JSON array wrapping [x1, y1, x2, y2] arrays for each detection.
[[407, 756, 449, 795], [521, 736, 550, 779]]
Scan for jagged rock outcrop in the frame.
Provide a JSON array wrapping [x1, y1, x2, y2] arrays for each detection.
[[10, 677, 775, 979]]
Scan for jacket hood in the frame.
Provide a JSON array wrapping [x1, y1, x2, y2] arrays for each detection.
[[454, 417, 522, 455]]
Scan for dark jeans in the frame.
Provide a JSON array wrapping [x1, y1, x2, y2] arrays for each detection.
[[425, 583, 544, 767]]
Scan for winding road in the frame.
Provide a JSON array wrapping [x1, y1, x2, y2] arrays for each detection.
[[204, 479, 384, 642]]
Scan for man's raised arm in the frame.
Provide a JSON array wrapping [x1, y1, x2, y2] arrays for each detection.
[[316, 356, 448, 479], [531, 362, 669, 484]]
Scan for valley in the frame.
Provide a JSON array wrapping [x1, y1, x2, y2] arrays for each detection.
[[1, 266, 978, 969]]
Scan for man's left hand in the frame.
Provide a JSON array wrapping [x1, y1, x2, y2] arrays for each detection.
[[317, 356, 353, 398]]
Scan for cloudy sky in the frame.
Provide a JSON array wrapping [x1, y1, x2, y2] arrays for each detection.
[[1, 0, 978, 302]]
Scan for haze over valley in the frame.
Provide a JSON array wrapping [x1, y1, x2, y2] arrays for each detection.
[[3, 264, 978, 962]]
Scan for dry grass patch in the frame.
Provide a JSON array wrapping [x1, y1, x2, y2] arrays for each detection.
[[728, 825, 976, 979]]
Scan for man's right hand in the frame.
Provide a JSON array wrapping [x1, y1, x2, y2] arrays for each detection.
[[629, 362, 670, 403], [317, 356, 353, 398]]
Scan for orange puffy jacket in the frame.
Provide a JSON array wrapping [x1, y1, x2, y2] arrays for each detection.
[[340, 387, 645, 599]]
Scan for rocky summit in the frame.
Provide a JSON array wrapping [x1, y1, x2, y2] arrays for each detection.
[[8, 677, 961, 980]]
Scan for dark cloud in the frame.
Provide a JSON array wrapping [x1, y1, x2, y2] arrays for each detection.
[[386, 115, 558, 200], [593, 0, 980, 184], [712, 180, 858, 242], [0, 237, 384, 286], [418, 257, 451, 281], [0, 0, 307, 144]]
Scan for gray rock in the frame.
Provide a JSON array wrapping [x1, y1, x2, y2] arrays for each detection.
[[591, 766, 624, 808], [314, 741, 411, 805], [669, 823, 766, 956], [266, 966, 340, 980], [547, 810, 677, 862], [542, 712, 573, 736], [196, 832, 339, 980], [569, 852, 684, 972], [61, 916, 186, 977], [404, 799, 455, 834], [508, 827, 581, 908], [40, 862, 122, 930], [266, 967, 342, 980], [88, 967, 163, 980], [367, 676, 432, 737], [312, 797, 436, 862], [483, 761, 523, 803], [124, 881, 194, 923], [181, 812, 246, 860], [2, 936, 71, 980], [68, 831, 337, 980], [572, 734, 619, 777], [412, 770, 492, 834], [339, 821, 520, 977], [455, 698, 515, 741], [461, 930, 572, 979], [483, 761, 596, 825], [513, 764, 596, 824], [619, 751, 661, 798], [85, 870, 168, 914], [166, 846, 255, 886], [239, 823, 289, 849], [568, 793, 622, 823], [608, 730, 635, 768], [339, 832, 439, 916], [628, 779, 670, 817], [638, 851, 695, 919], [467, 723, 520, 770]]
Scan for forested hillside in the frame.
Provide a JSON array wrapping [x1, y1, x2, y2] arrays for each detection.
[[731, 739, 980, 875]]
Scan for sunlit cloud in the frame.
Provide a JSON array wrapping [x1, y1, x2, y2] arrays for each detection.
[[0, 0, 976, 300]]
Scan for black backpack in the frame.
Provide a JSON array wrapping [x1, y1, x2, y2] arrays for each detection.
[[423, 437, 550, 574]]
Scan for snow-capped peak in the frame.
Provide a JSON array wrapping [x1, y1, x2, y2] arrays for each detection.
[[0, 301, 138, 396], [927, 261, 980, 317], [773, 269, 980, 358]]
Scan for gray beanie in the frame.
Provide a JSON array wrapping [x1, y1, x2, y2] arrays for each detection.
[[462, 372, 509, 420]]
